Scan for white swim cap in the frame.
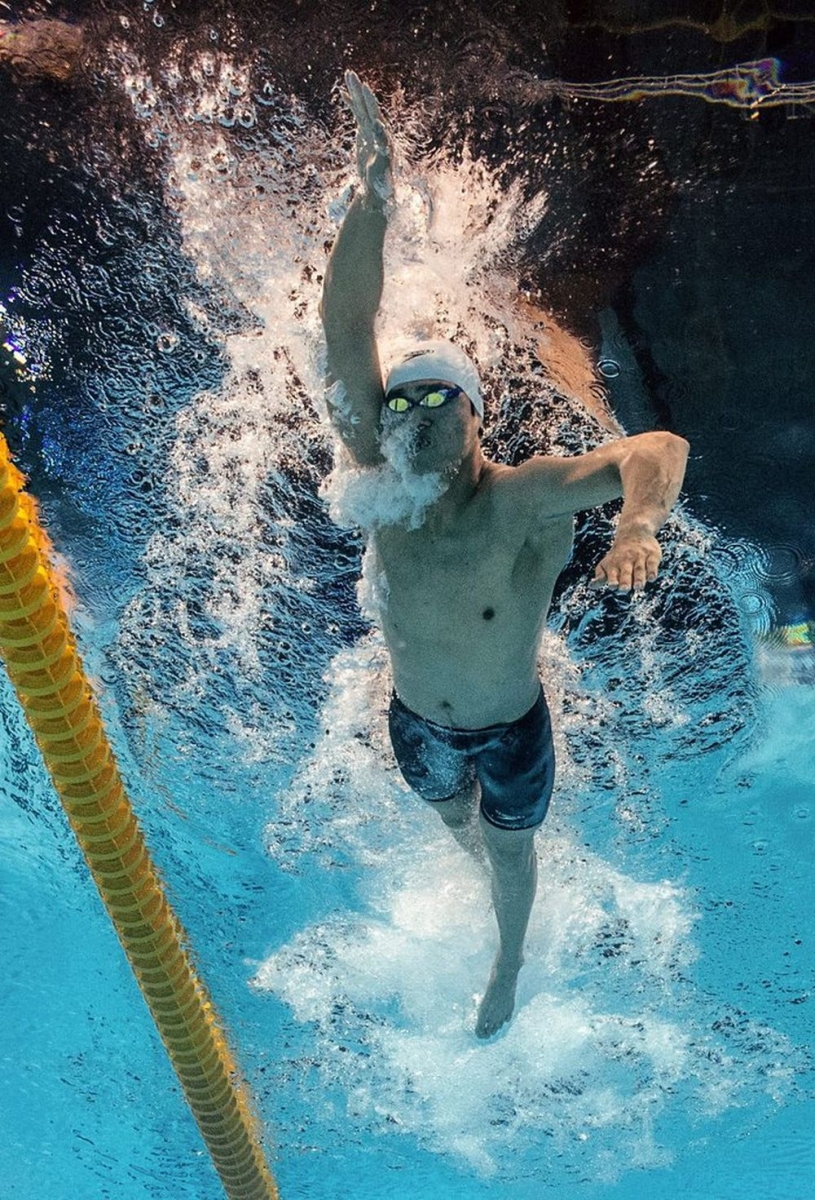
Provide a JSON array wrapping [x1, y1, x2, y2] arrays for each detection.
[[384, 340, 484, 417]]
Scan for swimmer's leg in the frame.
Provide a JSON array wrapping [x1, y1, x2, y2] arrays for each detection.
[[476, 817, 538, 1039], [429, 782, 486, 865]]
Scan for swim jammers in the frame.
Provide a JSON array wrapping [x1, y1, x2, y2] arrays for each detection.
[[388, 686, 555, 831]]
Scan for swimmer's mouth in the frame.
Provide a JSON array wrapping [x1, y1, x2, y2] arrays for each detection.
[[415, 434, 431, 449]]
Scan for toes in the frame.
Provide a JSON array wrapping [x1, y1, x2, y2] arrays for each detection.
[[475, 994, 512, 1039], [475, 1009, 508, 1040]]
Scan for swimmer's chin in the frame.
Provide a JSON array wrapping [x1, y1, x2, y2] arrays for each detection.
[[404, 457, 440, 477], [400, 448, 463, 477]]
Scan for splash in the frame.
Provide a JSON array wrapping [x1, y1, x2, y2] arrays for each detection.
[[254, 637, 802, 1182], [320, 405, 453, 535], [110, 41, 559, 768], [79, 37, 799, 1188]]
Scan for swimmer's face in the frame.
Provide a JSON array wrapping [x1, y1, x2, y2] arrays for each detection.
[[380, 379, 481, 473]]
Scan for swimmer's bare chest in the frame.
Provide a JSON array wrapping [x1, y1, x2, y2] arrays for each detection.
[[373, 500, 574, 727]]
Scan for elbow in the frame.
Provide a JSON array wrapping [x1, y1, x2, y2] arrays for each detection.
[[637, 430, 690, 459], [647, 430, 689, 449], [670, 432, 691, 468], [653, 431, 690, 481], [617, 431, 690, 485]]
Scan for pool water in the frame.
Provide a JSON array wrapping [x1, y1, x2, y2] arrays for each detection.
[[1, 11, 813, 1200]]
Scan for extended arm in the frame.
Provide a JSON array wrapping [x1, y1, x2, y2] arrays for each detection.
[[319, 72, 392, 466]]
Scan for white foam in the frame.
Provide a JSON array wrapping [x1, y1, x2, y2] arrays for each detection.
[[107, 55, 801, 1181], [256, 638, 801, 1180], [320, 426, 451, 535]]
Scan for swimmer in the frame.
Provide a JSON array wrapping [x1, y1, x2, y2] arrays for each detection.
[[320, 71, 689, 1039]]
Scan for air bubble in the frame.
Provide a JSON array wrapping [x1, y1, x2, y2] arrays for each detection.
[[597, 358, 621, 379]]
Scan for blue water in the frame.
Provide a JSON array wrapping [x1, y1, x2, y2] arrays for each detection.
[[3, 566, 813, 1199], [2, 23, 814, 1200]]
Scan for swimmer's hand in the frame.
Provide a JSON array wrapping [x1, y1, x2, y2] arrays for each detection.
[[590, 529, 662, 592], [344, 70, 394, 208]]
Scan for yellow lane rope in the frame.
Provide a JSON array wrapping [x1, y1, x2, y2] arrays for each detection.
[[0, 434, 278, 1200]]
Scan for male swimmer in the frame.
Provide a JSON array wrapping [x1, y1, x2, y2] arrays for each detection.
[[320, 71, 689, 1039]]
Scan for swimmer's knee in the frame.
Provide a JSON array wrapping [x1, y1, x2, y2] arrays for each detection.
[[479, 815, 539, 856], [431, 785, 478, 828]]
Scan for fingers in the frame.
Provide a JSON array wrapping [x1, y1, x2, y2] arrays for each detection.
[[362, 82, 385, 133], [344, 70, 387, 144], [344, 70, 361, 100], [344, 70, 393, 197], [590, 548, 662, 592], [344, 71, 368, 136], [643, 547, 661, 583], [344, 70, 366, 121]]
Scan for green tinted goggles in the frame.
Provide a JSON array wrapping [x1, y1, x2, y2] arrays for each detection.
[[384, 384, 462, 413]]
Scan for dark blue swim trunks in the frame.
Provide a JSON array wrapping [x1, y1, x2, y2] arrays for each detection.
[[388, 686, 555, 831]]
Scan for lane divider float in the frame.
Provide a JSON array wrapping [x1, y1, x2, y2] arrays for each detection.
[[0, 433, 278, 1200]]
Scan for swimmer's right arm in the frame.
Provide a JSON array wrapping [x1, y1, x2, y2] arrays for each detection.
[[319, 72, 392, 467]]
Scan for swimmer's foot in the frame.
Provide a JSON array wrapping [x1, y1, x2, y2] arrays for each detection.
[[475, 953, 522, 1039]]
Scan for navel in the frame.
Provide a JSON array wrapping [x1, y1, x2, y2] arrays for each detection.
[[482, 607, 495, 621]]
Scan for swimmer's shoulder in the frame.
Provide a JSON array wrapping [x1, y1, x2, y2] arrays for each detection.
[[488, 453, 599, 513], [483, 457, 575, 547], [478, 455, 563, 512]]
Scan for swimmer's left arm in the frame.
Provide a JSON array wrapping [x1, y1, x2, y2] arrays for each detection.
[[517, 432, 690, 590]]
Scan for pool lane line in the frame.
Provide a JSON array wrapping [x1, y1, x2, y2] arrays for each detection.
[[0, 436, 279, 1200]]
